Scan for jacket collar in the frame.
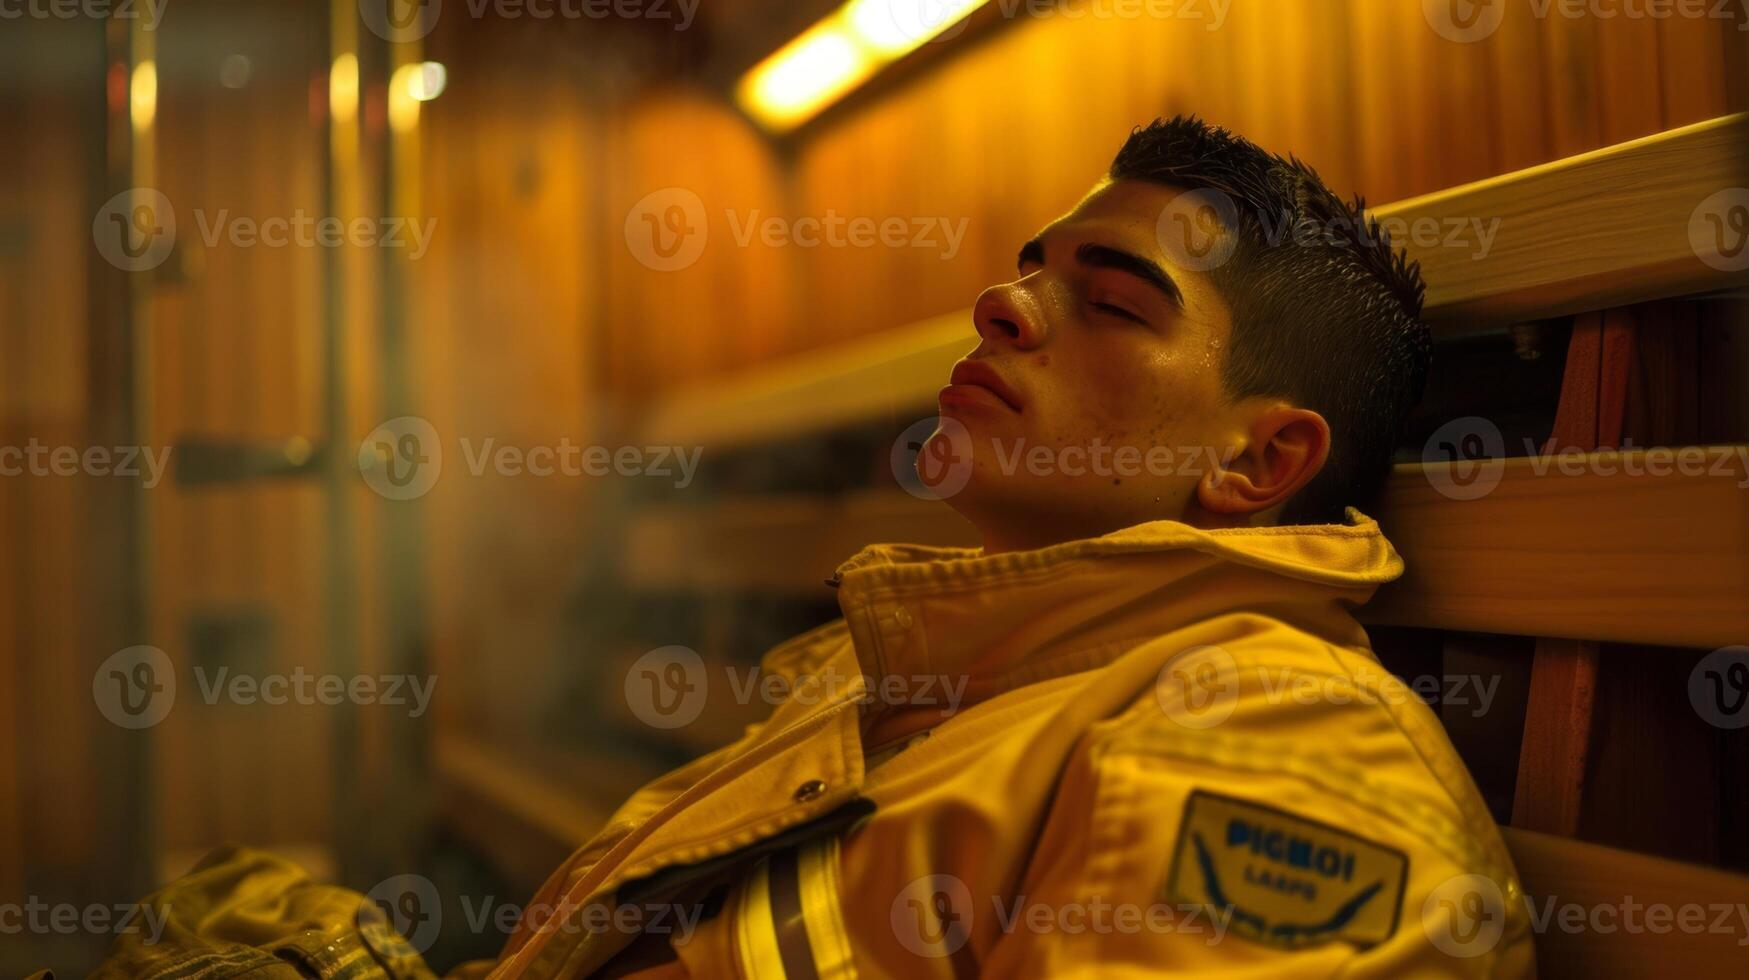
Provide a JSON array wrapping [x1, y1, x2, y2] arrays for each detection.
[[830, 509, 1403, 733]]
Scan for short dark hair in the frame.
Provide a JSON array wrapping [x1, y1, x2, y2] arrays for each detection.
[[1109, 115, 1431, 524]]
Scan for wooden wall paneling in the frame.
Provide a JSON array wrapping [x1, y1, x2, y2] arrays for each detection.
[[1299, 6, 1363, 198], [1487, 1, 1556, 176], [1164, 3, 1235, 130], [0, 437, 14, 903], [1417, 3, 1498, 196], [1, 22, 116, 905], [1225, 0, 1288, 169], [1578, 299, 1731, 864], [1735, 3, 1749, 112], [1580, 642, 1726, 865], [1, 90, 38, 899], [1686, 276, 1749, 873], [144, 0, 334, 862], [1656, 6, 1731, 125], [1346, 0, 1410, 203], [1540, 0, 1605, 157], [1592, 14, 1666, 145], [1696, 299, 1749, 443], [1438, 632, 1537, 826], [409, 40, 617, 798], [1510, 311, 1617, 836]]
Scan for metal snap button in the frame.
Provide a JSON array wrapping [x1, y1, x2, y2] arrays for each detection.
[[793, 779, 827, 802], [892, 607, 914, 629]]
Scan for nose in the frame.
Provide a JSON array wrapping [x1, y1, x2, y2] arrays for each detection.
[[972, 279, 1048, 350]]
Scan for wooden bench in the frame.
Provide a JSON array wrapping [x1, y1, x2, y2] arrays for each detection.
[[439, 113, 1749, 975]]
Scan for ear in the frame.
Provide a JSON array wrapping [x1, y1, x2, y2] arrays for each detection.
[[1195, 404, 1331, 519]]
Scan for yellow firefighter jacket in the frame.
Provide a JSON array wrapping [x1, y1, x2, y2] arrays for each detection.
[[490, 510, 1533, 978]]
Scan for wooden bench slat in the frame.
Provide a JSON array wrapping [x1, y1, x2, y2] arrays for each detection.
[[1502, 826, 1749, 976], [1365, 449, 1749, 649], [1373, 112, 1749, 326]]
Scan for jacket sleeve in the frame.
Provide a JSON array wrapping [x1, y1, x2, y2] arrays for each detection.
[[86, 844, 440, 980], [980, 651, 1536, 978]]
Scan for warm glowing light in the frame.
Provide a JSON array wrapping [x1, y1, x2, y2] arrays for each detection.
[[737, 22, 873, 132], [129, 60, 157, 134], [388, 62, 445, 133], [407, 61, 447, 102], [848, 0, 986, 57], [738, 0, 988, 133], [329, 53, 359, 124]]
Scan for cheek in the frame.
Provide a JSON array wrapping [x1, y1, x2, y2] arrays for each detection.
[[1045, 347, 1204, 448]]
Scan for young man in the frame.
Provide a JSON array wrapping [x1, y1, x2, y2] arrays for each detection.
[[93, 117, 1531, 978], [490, 117, 1532, 977]]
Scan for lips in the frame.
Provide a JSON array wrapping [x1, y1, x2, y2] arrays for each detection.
[[946, 360, 1023, 411]]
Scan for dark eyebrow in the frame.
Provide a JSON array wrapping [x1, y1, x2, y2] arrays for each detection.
[[1016, 237, 1184, 310], [1075, 242, 1184, 309]]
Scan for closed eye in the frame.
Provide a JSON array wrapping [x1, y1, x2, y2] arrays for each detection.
[[1093, 300, 1147, 324]]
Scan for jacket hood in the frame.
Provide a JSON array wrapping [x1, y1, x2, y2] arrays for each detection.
[[820, 508, 1404, 724], [832, 507, 1402, 591]]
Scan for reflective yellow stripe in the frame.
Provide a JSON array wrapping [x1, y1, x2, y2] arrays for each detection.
[[736, 839, 858, 980], [796, 838, 857, 980], [735, 856, 788, 980]]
